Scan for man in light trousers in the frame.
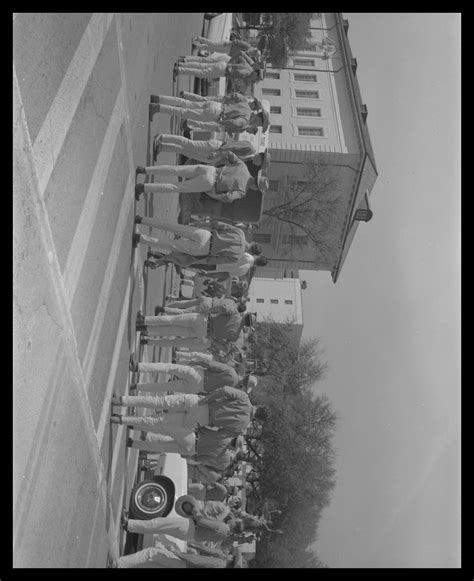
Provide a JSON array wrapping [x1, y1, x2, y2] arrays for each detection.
[[148, 92, 270, 135], [152, 133, 256, 164], [128, 358, 202, 394], [134, 150, 268, 202], [110, 393, 207, 453]]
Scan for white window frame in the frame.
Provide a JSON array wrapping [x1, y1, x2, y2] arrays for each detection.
[[297, 125, 325, 137], [293, 72, 318, 83], [292, 58, 316, 67], [265, 71, 281, 80], [270, 105, 282, 115], [292, 88, 321, 100], [293, 105, 323, 118], [269, 125, 283, 134], [262, 87, 282, 97], [291, 124, 327, 138]]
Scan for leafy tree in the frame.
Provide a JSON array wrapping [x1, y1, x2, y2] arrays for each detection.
[[257, 13, 314, 68], [248, 318, 328, 393], [242, 319, 337, 567]]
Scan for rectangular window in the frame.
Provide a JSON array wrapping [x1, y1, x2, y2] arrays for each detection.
[[262, 88, 281, 96], [296, 107, 322, 117], [270, 105, 282, 114], [256, 298, 264, 303], [270, 299, 279, 304], [298, 126, 324, 137], [252, 233, 272, 244], [270, 125, 283, 133], [283, 234, 309, 245], [265, 71, 280, 79], [293, 58, 316, 67], [268, 179, 279, 191], [294, 73, 318, 82], [285, 300, 294, 305], [295, 89, 320, 99]]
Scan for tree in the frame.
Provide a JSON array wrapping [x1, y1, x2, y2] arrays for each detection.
[[257, 13, 314, 68], [243, 319, 337, 567], [261, 161, 344, 267], [248, 318, 328, 394], [245, 384, 337, 567]]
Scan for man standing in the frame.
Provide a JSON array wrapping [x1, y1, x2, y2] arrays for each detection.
[[192, 36, 260, 60], [152, 133, 257, 164], [133, 217, 263, 271], [134, 150, 268, 202], [158, 296, 240, 316], [127, 357, 202, 394], [148, 92, 270, 135], [174, 51, 258, 83], [111, 386, 268, 437], [112, 539, 244, 568], [135, 310, 257, 355], [128, 425, 244, 473], [195, 251, 268, 277]]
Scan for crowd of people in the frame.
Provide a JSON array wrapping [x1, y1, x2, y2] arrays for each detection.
[[108, 25, 279, 569]]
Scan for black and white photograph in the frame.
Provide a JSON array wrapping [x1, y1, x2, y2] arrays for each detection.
[[13, 12, 461, 569]]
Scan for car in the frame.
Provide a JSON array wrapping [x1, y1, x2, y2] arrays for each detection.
[[123, 451, 189, 555]]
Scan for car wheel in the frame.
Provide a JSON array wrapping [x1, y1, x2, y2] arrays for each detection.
[[129, 477, 175, 520]]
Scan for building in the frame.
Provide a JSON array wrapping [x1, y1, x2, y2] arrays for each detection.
[[248, 13, 378, 282], [247, 277, 304, 344]]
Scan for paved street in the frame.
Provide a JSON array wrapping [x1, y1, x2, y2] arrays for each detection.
[[13, 13, 204, 568]]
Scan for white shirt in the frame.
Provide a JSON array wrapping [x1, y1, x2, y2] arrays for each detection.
[[214, 252, 254, 277]]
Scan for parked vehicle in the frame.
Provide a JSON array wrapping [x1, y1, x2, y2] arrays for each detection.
[[123, 451, 189, 555]]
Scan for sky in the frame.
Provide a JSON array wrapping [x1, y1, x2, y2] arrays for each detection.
[[300, 13, 461, 568]]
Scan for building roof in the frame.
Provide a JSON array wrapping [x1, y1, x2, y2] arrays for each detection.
[[335, 13, 378, 176], [331, 13, 378, 282]]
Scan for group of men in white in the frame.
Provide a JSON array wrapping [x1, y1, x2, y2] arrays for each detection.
[[108, 31, 282, 569]]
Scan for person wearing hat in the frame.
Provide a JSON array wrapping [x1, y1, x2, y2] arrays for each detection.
[[111, 387, 268, 438], [124, 356, 202, 395], [127, 425, 244, 474], [192, 35, 260, 60], [133, 216, 259, 267], [185, 105, 270, 135], [122, 498, 244, 544], [196, 358, 255, 393], [131, 309, 255, 353], [148, 91, 268, 135], [134, 218, 267, 275], [152, 133, 257, 164], [197, 251, 268, 278], [110, 538, 244, 568], [176, 90, 261, 110], [173, 49, 258, 83], [188, 480, 234, 502], [158, 296, 241, 316], [223, 252, 268, 276], [134, 150, 269, 202]]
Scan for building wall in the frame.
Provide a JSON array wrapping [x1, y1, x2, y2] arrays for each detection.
[[250, 13, 377, 280], [254, 161, 360, 273], [247, 277, 304, 344]]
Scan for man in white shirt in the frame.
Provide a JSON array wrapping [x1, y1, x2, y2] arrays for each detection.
[[214, 252, 267, 277]]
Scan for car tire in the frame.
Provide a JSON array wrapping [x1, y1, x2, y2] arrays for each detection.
[[129, 477, 175, 520]]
